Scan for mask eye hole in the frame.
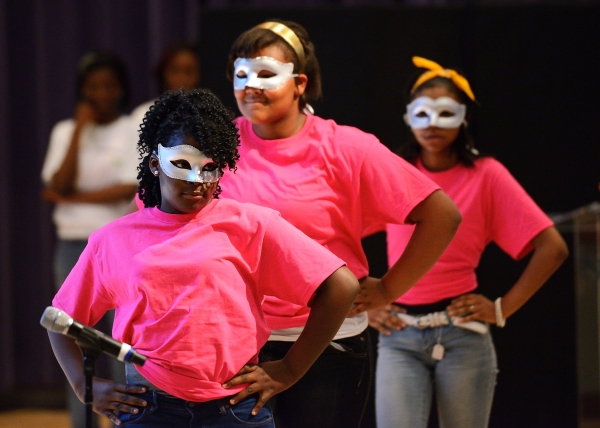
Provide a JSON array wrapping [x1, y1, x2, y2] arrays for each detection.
[[415, 111, 429, 118], [439, 110, 456, 118], [171, 159, 191, 170], [202, 162, 218, 172], [257, 70, 276, 78], [235, 71, 247, 79]]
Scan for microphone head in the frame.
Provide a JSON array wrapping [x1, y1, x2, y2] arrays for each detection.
[[40, 306, 72, 334]]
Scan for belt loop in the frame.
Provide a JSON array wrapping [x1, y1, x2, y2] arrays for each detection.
[[218, 396, 230, 415], [149, 391, 159, 414], [443, 309, 451, 324]]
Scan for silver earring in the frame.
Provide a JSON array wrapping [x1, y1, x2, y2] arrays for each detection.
[[466, 144, 479, 156], [154, 171, 159, 176]]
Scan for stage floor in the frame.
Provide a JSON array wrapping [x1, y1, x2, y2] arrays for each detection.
[[0, 409, 111, 428], [1, 408, 599, 428]]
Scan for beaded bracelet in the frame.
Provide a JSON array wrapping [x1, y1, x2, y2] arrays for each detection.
[[494, 297, 506, 327]]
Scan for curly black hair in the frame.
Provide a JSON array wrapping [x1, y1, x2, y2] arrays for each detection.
[[136, 88, 240, 207]]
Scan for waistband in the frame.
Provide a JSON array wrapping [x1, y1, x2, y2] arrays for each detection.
[[394, 311, 488, 334], [130, 389, 235, 415], [396, 296, 458, 315], [125, 363, 178, 398], [125, 363, 238, 404]]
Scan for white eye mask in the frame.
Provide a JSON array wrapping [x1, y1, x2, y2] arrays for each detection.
[[157, 144, 221, 183], [405, 96, 466, 129], [233, 56, 298, 90]]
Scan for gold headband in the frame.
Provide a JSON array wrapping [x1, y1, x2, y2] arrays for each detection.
[[256, 21, 305, 66], [411, 56, 476, 102]]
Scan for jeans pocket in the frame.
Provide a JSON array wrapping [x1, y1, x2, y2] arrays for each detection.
[[118, 404, 151, 425], [328, 331, 369, 357], [227, 395, 274, 426], [329, 341, 354, 353]]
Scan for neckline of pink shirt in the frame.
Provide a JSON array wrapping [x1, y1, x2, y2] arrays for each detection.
[[146, 199, 220, 224]]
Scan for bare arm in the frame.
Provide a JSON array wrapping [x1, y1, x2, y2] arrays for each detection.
[[447, 226, 569, 323], [47, 103, 95, 195], [279, 266, 359, 378], [43, 184, 137, 205], [223, 266, 359, 414], [48, 331, 147, 425], [350, 189, 461, 314]]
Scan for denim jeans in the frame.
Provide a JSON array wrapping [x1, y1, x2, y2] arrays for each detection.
[[259, 328, 375, 428], [54, 239, 125, 428], [54, 239, 89, 292], [376, 323, 498, 428], [118, 391, 274, 427]]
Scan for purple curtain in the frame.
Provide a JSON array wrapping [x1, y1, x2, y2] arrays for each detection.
[[0, 0, 199, 395]]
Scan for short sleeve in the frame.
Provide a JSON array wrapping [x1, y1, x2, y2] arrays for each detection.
[[52, 235, 114, 327], [115, 119, 141, 184], [359, 138, 439, 236], [130, 100, 155, 133], [257, 212, 346, 306], [41, 120, 75, 184], [486, 161, 553, 260]]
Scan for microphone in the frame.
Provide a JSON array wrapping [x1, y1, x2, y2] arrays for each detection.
[[41, 306, 146, 366]]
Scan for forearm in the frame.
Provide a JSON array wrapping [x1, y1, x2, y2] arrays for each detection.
[[282, 266, 359, 380], [65, 184, 138, 204], [382, 190, 461, 300], [500, 227, 568, 318], [48, 331, 86, 400]]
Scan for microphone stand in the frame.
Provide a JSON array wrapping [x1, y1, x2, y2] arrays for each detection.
[[75, 328, 105, 428]]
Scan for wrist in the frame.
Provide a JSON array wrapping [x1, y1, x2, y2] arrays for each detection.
[[278, 356, 305, 384], [379, 276, 394, 302], [494, 297, 506, 327]]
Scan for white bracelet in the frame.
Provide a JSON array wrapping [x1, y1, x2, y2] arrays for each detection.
[[494, 297, 506, 327]]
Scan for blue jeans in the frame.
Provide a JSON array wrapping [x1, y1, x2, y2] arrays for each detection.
[[118, 391, 274, 427], [259, 328, 375, 428], [376, 323, 498, 428], [54, 239, 89, 292]]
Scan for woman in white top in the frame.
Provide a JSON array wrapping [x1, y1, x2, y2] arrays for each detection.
[[41, 51, 139, 428]]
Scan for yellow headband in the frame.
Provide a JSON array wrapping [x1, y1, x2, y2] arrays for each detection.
[[411, 56, 476, 102], [256, 21, 305, 66]]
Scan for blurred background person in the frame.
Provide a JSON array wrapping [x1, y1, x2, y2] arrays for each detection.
[[41, 51, 139, 428], [130, 41, 201, 129]]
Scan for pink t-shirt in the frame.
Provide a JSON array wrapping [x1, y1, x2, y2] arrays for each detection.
[[219, 114, 439, 329], [386, 157, 554, 305], [52, 198, 345, 402]]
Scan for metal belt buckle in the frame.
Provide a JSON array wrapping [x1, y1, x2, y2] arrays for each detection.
[[415, 316, 430, 329]]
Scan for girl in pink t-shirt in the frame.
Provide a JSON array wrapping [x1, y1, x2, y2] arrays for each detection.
[[371, 57, 569, 428], [221, 20, 462, 428], [47, 88, 359, 427]]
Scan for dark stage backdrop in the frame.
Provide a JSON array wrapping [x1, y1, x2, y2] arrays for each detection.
[[1, 2, 599, 427], [199, 7, 598, 426]]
